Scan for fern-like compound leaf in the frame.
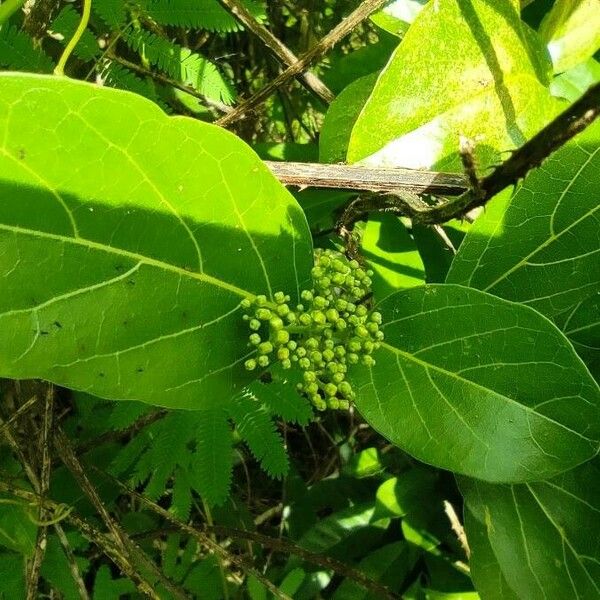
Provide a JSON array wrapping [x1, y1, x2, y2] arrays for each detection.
[[228, 392, 289, 478], [0, 25, 54, 72], [139, 0, 266, 32]]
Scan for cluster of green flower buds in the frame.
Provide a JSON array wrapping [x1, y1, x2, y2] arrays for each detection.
[[241, 249, 384, 411]]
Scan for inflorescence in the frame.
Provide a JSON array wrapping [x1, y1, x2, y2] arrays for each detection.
[[241, 249, 383, 411]]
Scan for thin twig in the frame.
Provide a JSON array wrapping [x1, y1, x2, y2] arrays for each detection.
[[54, 0, 92, 76], [0, 478, 160, 600], [0, 395, 39, 438], [54, 427, 188, 600], [265, 161, 469, 195], [54, 523, 90, 600], [443, 500, 470, 559], [419, 81, 600, 224], [217, 0, 334, 103], [75, 408, 167, 456], [216, 0, 388, 127], [106, 54, 232, 114], [94, 468, 400, 600], [26, 386, 54, 600], [93, 468, 294, 600]]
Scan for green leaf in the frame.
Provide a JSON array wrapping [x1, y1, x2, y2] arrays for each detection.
[[370, 0, 427, 37], [558, 295, 599, 380], [319, 73, 378, 164], [0, 552, 25, 599], [347, 0, 557, 171], [93, 564, 136, 599], [463, 509, 519, 600], [447, 124, 600, 326], [539, 0, 600, 73], [332, 541, 418, 599], [0, 73, 312, 409], [375, 468, 437, 519], [551, 58, 600, 102], [0, 502, 36, 555], [461, 458, 600, 599], [360, 215, 425, 297], [353, 284, 600, 482]]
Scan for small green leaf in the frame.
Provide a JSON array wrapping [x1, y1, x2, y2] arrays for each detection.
[[0, 73, 312, 409], [539, 0, 600, 73], [461, 457, 600, 599], [551, 58, 600, 102], [348, 0, 557, 171], [375, 468, 437, 519], [353, 284, 600, 482]]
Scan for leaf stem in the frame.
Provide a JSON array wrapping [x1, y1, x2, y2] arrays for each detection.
[[0, 0, 25, 26], [53, 0, 92, 76]]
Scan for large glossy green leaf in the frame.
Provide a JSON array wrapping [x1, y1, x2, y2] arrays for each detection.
[[0, 73, 312, 409], [352, 285, 600, 482], [461, 458, 600, 599], [539, 0, 600, 73], [347, 0, 556, 171], [447, 124, 600, 355]]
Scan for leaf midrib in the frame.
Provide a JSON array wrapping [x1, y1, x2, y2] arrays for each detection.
[[0, 222, 251, 298], [380, 341, 599, 445]]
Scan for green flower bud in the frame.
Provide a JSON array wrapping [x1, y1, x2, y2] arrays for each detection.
[[318, 277, 331, 289], [336, 319, 347, 331], [249, 333, 261, 345], [276, 304, 290, 317], [332, 372, 344, 384], [346, 303, 356, 314], [310, 351, 322, 364], [275, 330, 290, 345], [296, 304, 305, 312], [244, 359, 257, 371], [277, 347, 290, 360], [286, 311, 297, 323], [258, 341, 273, 354], [305, 382, 319, 395], [334, 345, 346, 358], [296, 347, 307, 358], [301, 290, 313, 302], [338, 399, 350, 410], [303, 371, 317, 383], [312, 311, 326, 325], [312, 396, 327, 411], [299, 357, 311, 370], [323, 339, 335, 350], [287, 340, 298, 351], [324, 383, 337, 397], [256, 308, 272, 320], [348, 338, 361, 353], [299, 313, 312, 326], [255, 295, 267, 306], [274, 291, 286, 304], [305, 338, 319, 350], [281, 358, 292, 369], [313, 295, 327, 309], [325, 308, 339, 322], [332, 272, 346, 285], [269, 317, 284, 331], [258, 355, 270, 367], [347, 353, 359, 364], [367, 322, 379, 334], [338, 381, 353, 397], [322, 349, 334, 362], [241, 298, 252, 309], [355, 305, 368, 317], [327, 362, 339, 374], [328, 398, 340, 410], [363, 340, 375, 353], [375, 331, 385, 341], [356, 325, 369, 338], [362, 355, 375, 367], [249, 319, 261, 331]]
